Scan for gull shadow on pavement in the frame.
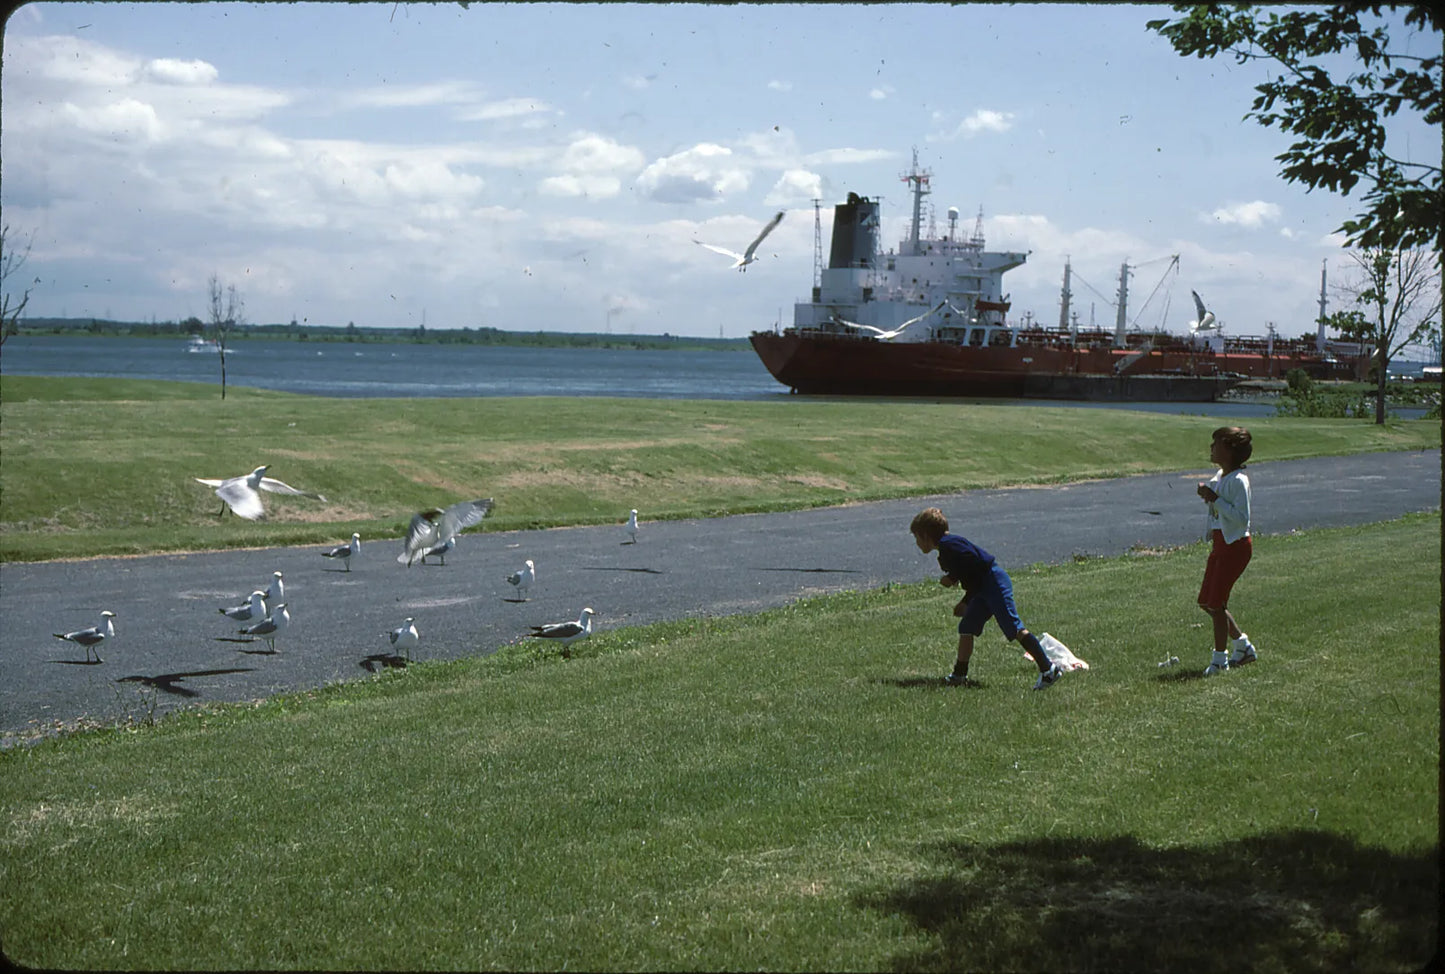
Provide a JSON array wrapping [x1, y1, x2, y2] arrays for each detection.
[[360, 653, 409, 672], [54, 658, 106, 667], [755, 566, 864, 574], [116, 668, 255, 698], [581, 566, 665, 575]]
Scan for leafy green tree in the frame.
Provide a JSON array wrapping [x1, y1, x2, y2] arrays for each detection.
[[1147, 4, 1442, 253], [1319, 308, 1372, 343]]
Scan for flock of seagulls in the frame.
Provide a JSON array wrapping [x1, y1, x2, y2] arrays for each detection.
[[52, 478, 646, 673], [694, 211, 785, 271]]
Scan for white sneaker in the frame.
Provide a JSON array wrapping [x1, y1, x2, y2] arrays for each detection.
[[1229, 635, 1258, 666], [1203, 651, 1230, 676]]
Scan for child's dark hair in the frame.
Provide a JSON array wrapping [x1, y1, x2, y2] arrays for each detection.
[[910, 507, 949, 541], [1213, 426, 1253, 465]]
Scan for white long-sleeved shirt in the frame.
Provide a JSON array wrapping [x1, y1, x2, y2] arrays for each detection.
[[1203, 467, 1252, 544]]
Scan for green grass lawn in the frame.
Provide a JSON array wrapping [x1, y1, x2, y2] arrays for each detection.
[[1, 376, 1438, 562], [1, 513, 1437, 971]]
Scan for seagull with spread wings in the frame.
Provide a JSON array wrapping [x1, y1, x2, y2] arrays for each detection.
[[195, 466, 327, 520], [398, 498, 493, 567], [694, 211, 785, 271], [1190, 290, 1218, 333], [831, 300, 946, 341]]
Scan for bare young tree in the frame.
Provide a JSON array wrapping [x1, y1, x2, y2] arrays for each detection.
[[207, 273, 245, 399], [1, 224, 35, 346], [1343, 247, 1441, 424]]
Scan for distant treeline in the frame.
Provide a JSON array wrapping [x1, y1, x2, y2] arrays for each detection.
[[12, 317, 753, 352]]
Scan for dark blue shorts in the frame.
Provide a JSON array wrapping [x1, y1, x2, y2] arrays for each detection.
[[957, 563, 1026, 640]]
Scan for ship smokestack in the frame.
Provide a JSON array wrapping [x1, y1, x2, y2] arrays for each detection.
[[828, 193, 879, 270]]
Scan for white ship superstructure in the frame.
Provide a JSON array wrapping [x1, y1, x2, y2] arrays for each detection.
[[793, 153, 1027, 346]]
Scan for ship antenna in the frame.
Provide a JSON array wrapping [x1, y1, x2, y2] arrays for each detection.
[[1315, 258, 1328, 352], [1058, 257, 1073, 333], [970, 205, 985, 248], [1114, 260, 1131, 347], [812, 198, 823, 290]]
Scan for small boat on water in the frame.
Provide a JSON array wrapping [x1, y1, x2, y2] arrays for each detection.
[[187, 335, 221, 353], [749, 153, 1365, 401]]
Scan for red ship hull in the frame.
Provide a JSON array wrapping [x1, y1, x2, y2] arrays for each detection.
[[750, 330, 1360, 402]]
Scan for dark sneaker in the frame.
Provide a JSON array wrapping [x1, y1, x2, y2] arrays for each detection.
[[1032, 663, 1064, 690], [944, 672, 978, 687]]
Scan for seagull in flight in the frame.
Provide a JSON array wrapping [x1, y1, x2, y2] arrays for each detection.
[[528, 607, 594, 647], [240, 603, 289, 653], [831, 300, 946, 340], [1190, 290, 1218, 332], [505, 559, 535, 601], [387, 618, 420, 661], [53, 610, 115, 663], [323, 533, 361, 571], [694, 210, 785, 271], [398, 498, 493, 567], [624, 509, 639, 544], [195, 465, 327, 520], [220, 590, 268, 622]]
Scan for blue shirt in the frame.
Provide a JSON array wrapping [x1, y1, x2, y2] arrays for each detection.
[[934, 533, 997, 591]]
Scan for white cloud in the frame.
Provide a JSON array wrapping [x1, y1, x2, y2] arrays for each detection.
[[346, 81, 485, 109], [635, 144, 749, 203], [869, 85, 894, 101], [802, 147, 895, 166], [767, 79, 792, 92], [63, 97, 164, 143], [539, 174, 623, 198], [930, 108, 1016, 142], [1207, 200, 1282, 228], [765, 170, 823, 206], [460, 96, 557, 122], [144, 58, 219, 85]]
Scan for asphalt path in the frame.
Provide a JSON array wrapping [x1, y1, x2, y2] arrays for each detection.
[[2, 449, 1438, 742]]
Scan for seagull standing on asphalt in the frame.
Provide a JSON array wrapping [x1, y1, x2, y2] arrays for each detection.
[[398, 498, 493, 567], [219, 590, 268, 622], [624, 509, 639, 544], [420, 536, 455, 565], [387, 618, 420, 661], [528, 607, 594, 646], [195, 465, 327, 520], [53, 610, 115, 663], [694, 210, 785, 271], [505, 559, 535, 601], [323, 533, 361, 571], [265, 571, 284, 603], [240, 603, 289, 653]]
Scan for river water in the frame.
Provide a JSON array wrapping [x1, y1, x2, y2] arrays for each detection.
[[0, 333, 1427, 418]]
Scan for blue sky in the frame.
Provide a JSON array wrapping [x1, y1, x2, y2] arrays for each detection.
[[2, 2, 1437, 339]]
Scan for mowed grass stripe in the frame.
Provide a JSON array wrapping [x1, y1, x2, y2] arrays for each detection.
[[1, 375, 1438, 561], [1, 513, 1436, 971]]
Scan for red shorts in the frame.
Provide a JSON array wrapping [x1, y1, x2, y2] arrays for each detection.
[[1198, 531, 1252, 609]]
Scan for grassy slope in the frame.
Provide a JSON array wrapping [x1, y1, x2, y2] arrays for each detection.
[[0, 514, 1437, 971], [1, 375, 1438, 561]]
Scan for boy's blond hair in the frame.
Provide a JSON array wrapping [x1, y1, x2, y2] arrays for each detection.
[[1213, 426, 1253, 465], [910, 507, 949, 542]]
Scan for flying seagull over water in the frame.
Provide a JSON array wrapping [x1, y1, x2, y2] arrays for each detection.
[[53, 610, 115, 663], [694, 210, 785, 271], [387, 618, 420, 661], [195, 465, 327, 520], [398, 498, 494, 567], [831, 299, 946, 341], [505, 559, 535, 601], [528, 607, 594, 646], [220, 590, 268, 622], [323, 533, 361, 571], [240, 603, 289, 653], [624, 509, 639, 544], [1190, 290, 1217, 333]]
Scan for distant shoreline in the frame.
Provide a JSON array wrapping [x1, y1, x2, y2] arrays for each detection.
[[6, 318, 754, 352]]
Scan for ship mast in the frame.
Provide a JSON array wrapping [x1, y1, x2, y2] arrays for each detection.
[[1113, 261, 1131, 347], [1315, 258, 1328, 351], [900, 147, 931, 256], [1058, 258, 1073, 333]]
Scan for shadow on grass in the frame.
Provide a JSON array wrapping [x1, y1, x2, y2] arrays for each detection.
[[360, 652, 409, 672], [879, 676, 987, 690], [854, 830, 1439, 972]]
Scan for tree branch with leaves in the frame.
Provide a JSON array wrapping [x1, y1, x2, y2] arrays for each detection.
[[208, 274, 245, 400], [1343, 246, 1441, 422], [1, 224, 36, 346], [1147, 4, 1443, 254]]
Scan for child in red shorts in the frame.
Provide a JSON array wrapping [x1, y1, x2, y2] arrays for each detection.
[[1197, 426, 1258, 675]]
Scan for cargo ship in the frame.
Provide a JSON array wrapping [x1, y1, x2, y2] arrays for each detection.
[[750, 155, 1364, 401]]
